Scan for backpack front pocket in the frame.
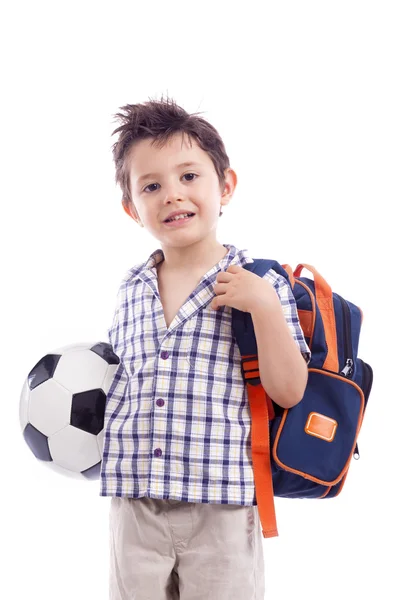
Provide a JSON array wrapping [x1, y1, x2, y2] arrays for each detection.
[[271, 369, 365, 486]]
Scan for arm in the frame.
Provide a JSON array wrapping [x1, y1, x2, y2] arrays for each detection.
[[251, 300, 308, 409], [211, 263, 310, 408]]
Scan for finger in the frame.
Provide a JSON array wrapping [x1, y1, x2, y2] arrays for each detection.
[[213, 283, 228, 294], [226, 265, 242, 274], [210, 298, 220, 310], [216, 271, 233, 283]]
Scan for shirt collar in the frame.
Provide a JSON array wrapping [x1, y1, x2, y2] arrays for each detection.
[[122, 243, 254, 286], [143, 243, 253, 273]]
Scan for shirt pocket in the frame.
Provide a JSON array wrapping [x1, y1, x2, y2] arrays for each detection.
[[181, 309, 235, 375]]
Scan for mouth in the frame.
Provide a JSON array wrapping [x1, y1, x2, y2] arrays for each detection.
[[163, 212, 196, 225]]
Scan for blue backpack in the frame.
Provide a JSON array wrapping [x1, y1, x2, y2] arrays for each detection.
[[232, 260, 373, 539]]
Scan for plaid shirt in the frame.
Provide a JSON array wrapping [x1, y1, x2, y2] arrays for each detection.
[[100, 243, 311, 505]]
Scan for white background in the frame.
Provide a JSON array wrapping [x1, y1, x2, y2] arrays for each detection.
[[1, 1, 399, 598]]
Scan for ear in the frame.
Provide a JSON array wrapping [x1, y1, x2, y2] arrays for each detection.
[[220, 168, 237, 207], [122, 200, 140, 224]]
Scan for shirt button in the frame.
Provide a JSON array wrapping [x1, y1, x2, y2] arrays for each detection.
[[160, 350, 169, 359], [156, 398, 165, 407], [154, 448, 162, 457]]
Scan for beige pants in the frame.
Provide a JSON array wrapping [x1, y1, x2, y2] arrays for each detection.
[[109, 496, 265, 599]]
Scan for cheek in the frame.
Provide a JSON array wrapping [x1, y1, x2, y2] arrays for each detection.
[[203, 200, 221, 217], [136, 204, 152, 221]]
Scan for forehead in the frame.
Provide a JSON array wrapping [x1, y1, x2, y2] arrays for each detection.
[[127, 132, 213, 181]]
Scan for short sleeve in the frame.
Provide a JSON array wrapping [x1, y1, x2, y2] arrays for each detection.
[[262, 268, 311, 365], [107, 282, 126, 351]]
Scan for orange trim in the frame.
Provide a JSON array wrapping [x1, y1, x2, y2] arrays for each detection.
[[281, 264, 295, 289], [294, 280, 316, 347], [272, 369, 365, 486], [322, 468, 350, 498], [333, 469, 349, 497], [320, 486, 332, 498], [293, 264, 339, 372]]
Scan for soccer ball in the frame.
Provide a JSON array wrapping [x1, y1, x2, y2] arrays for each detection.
[[20, 341, 119, 480]]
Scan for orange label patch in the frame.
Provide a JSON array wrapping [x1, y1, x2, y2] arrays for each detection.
[[305, 412, 338, 442]]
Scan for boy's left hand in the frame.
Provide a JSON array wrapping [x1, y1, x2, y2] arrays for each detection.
[[210, 265, 279, 314]]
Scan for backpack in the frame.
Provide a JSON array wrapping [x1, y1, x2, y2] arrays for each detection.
[[231, 260, 373, 539]]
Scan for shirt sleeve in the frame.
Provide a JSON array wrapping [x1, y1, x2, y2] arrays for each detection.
[[103, 282, 129, 413], [107, 281, 125, 352], [262, 268, 311, 365]]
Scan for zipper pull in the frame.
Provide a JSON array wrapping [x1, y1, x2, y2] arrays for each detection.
[[340, 358, 354, 377], [353, 442, 360, 460]]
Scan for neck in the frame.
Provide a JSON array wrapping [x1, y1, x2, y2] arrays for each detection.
[[158, 238, 229, 274]]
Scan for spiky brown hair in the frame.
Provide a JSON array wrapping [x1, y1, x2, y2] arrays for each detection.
[[110, 94, 231, 210]]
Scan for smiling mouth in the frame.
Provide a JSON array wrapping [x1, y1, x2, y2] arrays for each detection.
[[164, 213, 195, 223]]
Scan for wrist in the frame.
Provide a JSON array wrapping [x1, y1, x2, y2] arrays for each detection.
[[249, 295, 282, 317]]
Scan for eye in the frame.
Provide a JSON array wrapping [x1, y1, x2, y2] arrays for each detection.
[[142, 173, 198, 193], [143, 183, 159, 193], [182, 172, 197, 182]]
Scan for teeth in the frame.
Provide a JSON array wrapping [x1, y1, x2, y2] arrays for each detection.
[[167, 213, 192, 222]]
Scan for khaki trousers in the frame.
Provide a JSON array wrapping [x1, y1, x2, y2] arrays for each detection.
[[109, 496, 265, 599]]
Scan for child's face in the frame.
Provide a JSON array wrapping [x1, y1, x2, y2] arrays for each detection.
[[124, 132, 236, 247]]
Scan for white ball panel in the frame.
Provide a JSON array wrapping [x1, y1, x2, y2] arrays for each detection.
[[29, 379, 72, 436], [97, 428, 105, 456], [49, 426, 101, 472], [53, 350, 109, 394], [102, 362, 120, 394], [42, 460, 86, 481], [19, 379, 30, 430]]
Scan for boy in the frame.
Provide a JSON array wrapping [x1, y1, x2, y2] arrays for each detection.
[[101, 95, 311, 599]]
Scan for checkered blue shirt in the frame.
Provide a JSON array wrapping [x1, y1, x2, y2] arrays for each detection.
[[100, 243, 311, 505]]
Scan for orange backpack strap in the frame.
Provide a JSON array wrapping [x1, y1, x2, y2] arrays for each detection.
[[281, 263, 295, 289], [293, 263, 339, 373], [242, 355, 278, 538]]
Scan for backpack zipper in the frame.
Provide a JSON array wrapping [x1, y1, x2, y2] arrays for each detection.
[[337, 295, 354, 378]]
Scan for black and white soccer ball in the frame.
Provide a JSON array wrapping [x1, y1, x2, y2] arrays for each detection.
[[19, 341, 119, 481]]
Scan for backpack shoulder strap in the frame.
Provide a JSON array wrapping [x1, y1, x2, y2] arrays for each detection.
[[242, 258, 290, 281], [232, 258, 284, 538], [232, 259, 290, 356]]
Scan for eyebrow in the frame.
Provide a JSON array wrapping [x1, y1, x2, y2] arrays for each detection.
[[136, 162, 203, 185]]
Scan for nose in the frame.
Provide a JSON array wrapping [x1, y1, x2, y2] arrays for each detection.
[[162, 181, 186, 204]]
